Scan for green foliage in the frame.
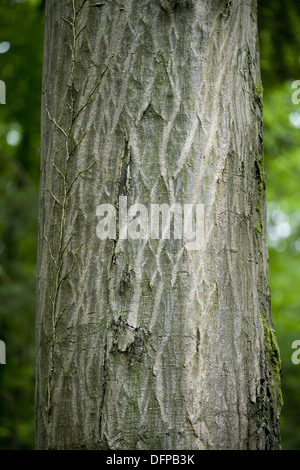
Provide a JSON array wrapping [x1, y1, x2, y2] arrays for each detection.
[[261, 77, 300, 448], [0, 0, 43, 449], [259, 0, 300, 449], [259, 0, 300, 86]]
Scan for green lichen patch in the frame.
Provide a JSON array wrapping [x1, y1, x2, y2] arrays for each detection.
[[254, 81, 264, 101], [261, 312, 283, 408]]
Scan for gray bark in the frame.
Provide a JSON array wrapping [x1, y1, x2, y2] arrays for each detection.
[[36, 0, 282, 450]]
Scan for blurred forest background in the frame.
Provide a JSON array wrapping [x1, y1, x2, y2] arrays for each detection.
[[0, 0, 300, 450]]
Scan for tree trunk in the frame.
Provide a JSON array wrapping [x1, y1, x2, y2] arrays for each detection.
[[36, 0, 282, 450]]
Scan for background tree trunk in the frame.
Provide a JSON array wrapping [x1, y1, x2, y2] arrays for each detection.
[[36, 0, 282, 450]]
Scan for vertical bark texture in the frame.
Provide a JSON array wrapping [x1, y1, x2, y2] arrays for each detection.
[[36, 0, 282, 449]]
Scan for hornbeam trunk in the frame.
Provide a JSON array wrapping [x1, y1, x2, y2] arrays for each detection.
[[36, 0, 282, 450]]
